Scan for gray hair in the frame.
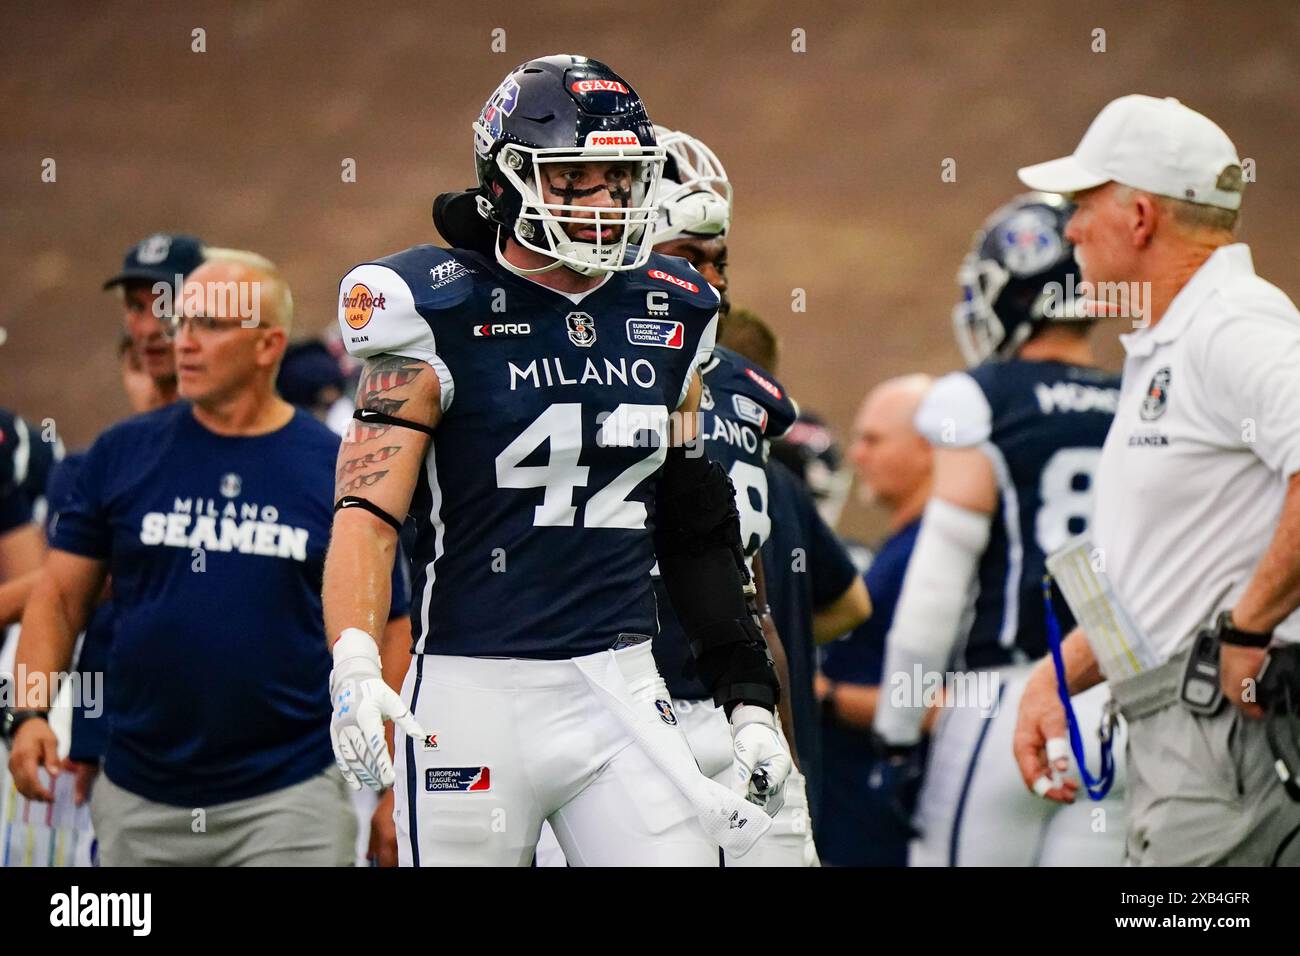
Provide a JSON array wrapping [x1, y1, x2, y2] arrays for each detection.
[[200, 246, 295, 334], [1114, 179, 1242, 236]]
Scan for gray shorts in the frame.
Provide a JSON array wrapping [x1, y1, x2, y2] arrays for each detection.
[[90, 767, 357, 867], [1125, 703, 1300, 866]]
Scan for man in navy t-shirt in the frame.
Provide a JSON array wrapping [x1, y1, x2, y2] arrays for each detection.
[[815, 375, 933, 866], [7, 250, 368, 865]]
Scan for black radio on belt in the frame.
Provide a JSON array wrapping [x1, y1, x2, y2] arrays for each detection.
[[1182, 611, 1272, 716], [1180, 626, 1225, 716]]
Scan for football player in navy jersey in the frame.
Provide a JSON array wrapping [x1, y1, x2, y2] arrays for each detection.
[[322, 55, 787, 867], [654, 130, 804, 861], [872, 193, 1127, 866], [644, 131, 824, 866]]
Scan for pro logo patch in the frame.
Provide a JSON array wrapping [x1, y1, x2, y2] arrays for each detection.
[[472, 322, 531, 338]]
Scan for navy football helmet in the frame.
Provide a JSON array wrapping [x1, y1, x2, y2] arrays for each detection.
[[473, 54, 665, 276], [952, 192, 1086, 365]]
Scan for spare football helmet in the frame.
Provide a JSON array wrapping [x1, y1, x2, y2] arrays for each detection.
[[472, 54, 665, 276], [952, 192, 1086, 366], [651, 125, 732, 246]]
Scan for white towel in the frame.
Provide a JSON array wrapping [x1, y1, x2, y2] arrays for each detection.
[[574, 649, 771, 857]]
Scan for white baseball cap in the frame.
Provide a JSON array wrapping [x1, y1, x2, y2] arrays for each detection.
[[1018, 94, 1243, 210]]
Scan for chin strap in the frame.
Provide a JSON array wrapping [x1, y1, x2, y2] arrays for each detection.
[[492, 233, 570, 277]]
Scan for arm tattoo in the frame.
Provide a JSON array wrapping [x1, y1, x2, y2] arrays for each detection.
[[339, 446, 401, 475], [339, 470, 389, 495], [335, 355, 433, 500], [357, 356, 424, 405]]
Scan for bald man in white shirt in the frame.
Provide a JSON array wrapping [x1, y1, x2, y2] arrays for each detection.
[[1012, 94, 1300, 866]]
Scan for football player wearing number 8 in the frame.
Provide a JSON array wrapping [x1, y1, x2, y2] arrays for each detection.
[[871, 193, 1127, 866], [646, 127, 816, 866], [322, 55, 786, 866]]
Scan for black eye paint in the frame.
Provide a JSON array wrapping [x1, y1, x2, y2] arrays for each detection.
[[549, 181, 606, 201], [547, 181, 634, 208]]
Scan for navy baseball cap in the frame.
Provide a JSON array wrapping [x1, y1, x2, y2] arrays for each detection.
[[102, 233, 206, 290]]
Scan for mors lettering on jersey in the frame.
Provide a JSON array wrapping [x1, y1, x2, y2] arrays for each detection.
[[138, 497, 309, 561], [1033, 381, 1119, 415]]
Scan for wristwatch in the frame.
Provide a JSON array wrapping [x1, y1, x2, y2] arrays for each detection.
[[0, 708, 49, 746], [1216, 610, 1272, 649]]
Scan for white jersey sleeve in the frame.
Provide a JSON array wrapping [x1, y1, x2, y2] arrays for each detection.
[[914, 371, 993, 449], [337, 262, 455, 412]]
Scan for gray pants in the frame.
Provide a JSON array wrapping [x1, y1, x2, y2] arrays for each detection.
[[90, 768, 357, 866], [1125, 703, 1300, 865]]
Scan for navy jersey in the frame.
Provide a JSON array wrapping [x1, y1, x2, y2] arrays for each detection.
[[0, 408, 63, 534], [50, 404, 410, 805], [817, 519, 919, 867], [337, 246, 719, 659], [916, 359, 1120, 669], [652, 346, 798, 700], [761, 458, 860, 827]]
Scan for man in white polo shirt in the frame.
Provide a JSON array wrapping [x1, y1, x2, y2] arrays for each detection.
[[1010, 94, 1300, 866]]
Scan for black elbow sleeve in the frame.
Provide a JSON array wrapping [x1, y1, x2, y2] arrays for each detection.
[[654, 445, 779, 713]]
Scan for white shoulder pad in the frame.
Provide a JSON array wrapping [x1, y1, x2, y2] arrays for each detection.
[[680, 310, 719, 407], [914, 371, 992, 447], [337, 263, 454, 411]]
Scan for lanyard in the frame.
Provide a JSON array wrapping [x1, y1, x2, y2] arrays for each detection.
[[1042, 576, 1117, 800]]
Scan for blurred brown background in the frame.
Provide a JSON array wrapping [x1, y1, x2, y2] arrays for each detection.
[[2, 0, 1297, 541]]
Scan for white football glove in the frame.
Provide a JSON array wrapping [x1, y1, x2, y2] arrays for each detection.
[[730, 704, 792, 817], [329, 628, 425, 791]]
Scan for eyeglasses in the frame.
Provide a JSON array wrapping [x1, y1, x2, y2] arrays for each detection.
[[161, 314, 252, 338]]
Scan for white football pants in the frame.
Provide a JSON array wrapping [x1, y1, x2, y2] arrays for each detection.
[[394, 642, 718, 867], [910, 662, 1127, 866], [535, 695, 817, 867]]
